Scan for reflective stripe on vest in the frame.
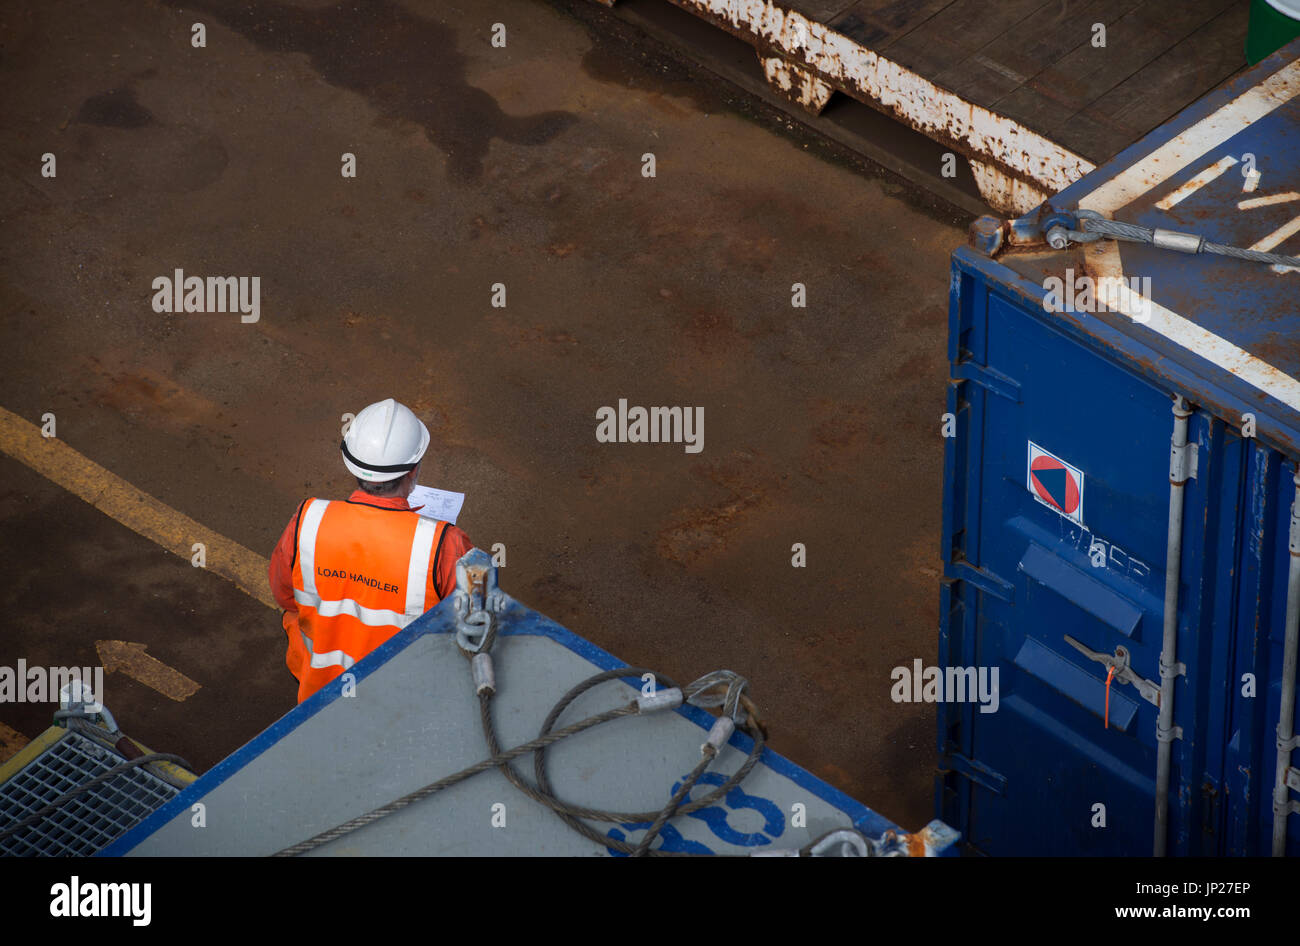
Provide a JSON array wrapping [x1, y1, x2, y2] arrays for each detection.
[[300, 627, 353, 671], [294, 500, 439, 627], [291, 498, 445, 688]]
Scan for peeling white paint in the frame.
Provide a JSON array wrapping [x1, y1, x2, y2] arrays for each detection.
[[760, 55, 833, 113], [1239, 192, 1300, 209], [968, 159, 1050, 218], [667, 0, 1095, 211]]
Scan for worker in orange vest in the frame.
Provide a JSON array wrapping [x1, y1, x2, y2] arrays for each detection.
[[268, 398, 474, 703]]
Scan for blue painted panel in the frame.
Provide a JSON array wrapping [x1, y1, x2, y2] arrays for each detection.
[[1018, 543, 1144, 638], [1012, 638, 1139, 733], [939, 44, 1300, 856]]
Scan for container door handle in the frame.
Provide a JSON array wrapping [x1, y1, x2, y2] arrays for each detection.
[[1063, 635, 1165, 711]]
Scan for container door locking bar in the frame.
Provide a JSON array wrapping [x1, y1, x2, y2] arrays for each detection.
[[1063, 635, 1177, 733]]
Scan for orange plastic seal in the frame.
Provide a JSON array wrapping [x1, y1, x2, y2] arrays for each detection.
[[1104, 665, 1115, 729]]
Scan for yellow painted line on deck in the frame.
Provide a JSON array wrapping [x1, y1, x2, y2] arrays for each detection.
[[97, 641, 202, 702], [0, 406, 277, 611], [0, 721, 28, 764]]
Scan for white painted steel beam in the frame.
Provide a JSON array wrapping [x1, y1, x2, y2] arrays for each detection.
[[597, 0, 1097, 213]]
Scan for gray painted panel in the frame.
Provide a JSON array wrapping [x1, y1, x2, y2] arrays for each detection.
[[129, 632, 862, 856]]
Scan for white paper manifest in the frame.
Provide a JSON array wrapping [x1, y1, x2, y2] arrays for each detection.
[[407, 485, 465, 525]]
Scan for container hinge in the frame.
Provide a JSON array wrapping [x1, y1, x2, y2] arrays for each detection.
[[1286, 766, 1300, 794], [1282, 733, 1300, 752], [951, 361, 1022, 403], [940, 752, 1008, 796], [1170, 441, 1198, 483], [946, 559, 1016, 602], [1064, 636, 1165, 709]]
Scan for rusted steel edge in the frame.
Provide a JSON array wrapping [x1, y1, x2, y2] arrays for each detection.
[[596, 0, 1096, 214]]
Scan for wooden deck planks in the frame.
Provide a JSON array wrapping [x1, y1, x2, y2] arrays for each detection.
[[934, 0, 1145, 111], [827, 0, 959, 49], [700, 0, 1250, 166], [1056, 1, 1250, 160]]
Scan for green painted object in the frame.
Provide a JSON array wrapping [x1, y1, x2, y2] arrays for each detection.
[[1247, 0, 1300, 64]]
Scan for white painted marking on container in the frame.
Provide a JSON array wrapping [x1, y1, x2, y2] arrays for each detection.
[[1239, 192, 1300, 209], [1154, 155, 1238, 209], [1071, 59, 1300, 411], [1257, 213, 1300, 273], [1243, 168, 1262, 192], [1081, 60, 1300, 215], [1084, 241, 1300, 412], [1248, 214, 1300, 253]]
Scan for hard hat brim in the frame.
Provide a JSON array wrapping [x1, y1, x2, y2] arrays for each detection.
[[341, 419, 430, 482]]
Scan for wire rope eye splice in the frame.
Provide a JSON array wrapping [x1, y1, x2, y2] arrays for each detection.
[[970, 204, 1300, 271], [451, 549, 508, 658], [677, 669, 761, 753]]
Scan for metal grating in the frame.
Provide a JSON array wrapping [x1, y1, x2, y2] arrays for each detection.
[[0, 731, 182, 856]]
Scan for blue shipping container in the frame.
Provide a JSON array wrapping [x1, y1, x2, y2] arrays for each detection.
[[938, 43, 1300, 857]]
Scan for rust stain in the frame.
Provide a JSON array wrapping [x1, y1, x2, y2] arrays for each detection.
[[656, 458, 778, 565], [818, 761, 854, 788], [87, 358, 229, 434], [683, 307, 740, 356], [852, 249, 896, 274], [905, 831, 927, 857], [889, 350, 938, 381], [656, 485, 766, 565], [811, 401, 872, 449], [483, 313, 580, 352]]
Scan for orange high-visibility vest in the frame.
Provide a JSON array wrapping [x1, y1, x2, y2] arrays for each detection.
[[288, 498, 449, 703]]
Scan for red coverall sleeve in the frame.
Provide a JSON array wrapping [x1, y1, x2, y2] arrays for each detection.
[[434, 525, 475, 601], [268, 502, 305, 612]]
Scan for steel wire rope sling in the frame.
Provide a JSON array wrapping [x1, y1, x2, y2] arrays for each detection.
[[275, 606, 772, 856], [275, 552, 880, 858], [473, 649, 854, 856], [1043, 208, 1300, 268], [481, 662, 765, 857]]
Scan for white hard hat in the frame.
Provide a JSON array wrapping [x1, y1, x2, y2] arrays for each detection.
[[341, 398, 430, 482]]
